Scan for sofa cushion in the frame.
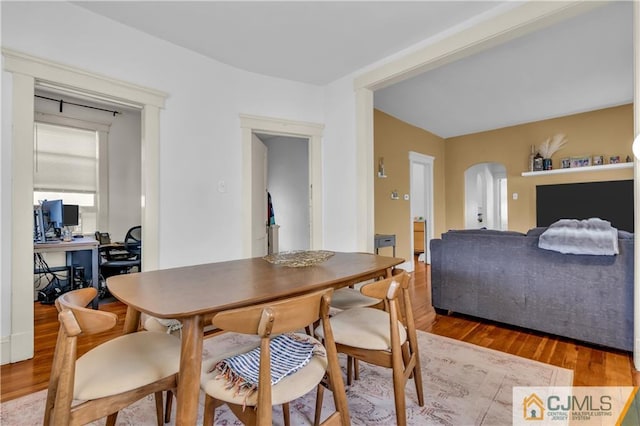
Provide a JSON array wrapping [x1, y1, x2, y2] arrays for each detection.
[[526, 227, 547, 238]]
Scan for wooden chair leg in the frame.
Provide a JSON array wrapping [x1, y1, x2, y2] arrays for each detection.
[[353, 358, 360, 380], [164, 390, 174, 423], [314, 384, 325, 426], [203, 394, 216, 426], [412, 354, 425, 406], [105, 412, 118, 426], [154, 391, 164, 426], [283, 402, 291, 426], [346, 356, 353, 385], [392, 367, 407, 426]]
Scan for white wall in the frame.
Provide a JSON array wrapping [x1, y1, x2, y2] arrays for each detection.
[[1, 2, 334, 351], [322, 75, 360, 251], [263, 136, 310, 252], [106, 109, 142, 241]]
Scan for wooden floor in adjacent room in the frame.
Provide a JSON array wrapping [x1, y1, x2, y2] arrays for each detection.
[[1, 260, 634, 402]]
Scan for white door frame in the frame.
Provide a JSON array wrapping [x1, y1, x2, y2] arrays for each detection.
[[2, 48, 165, 363], [240, 115, 323, 258], [409, 151, 434, 264]]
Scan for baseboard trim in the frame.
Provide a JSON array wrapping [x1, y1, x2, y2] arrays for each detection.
[[2, 330, 34, 364], [0, 335, 10, 365]]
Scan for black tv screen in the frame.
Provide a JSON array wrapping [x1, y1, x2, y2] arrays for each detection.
[[63, 204, 79, 227], [536, 180, 634, 232]]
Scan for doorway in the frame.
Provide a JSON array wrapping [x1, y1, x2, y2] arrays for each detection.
[[409, 152, 434, 264], [464, 162, 508, 230], [240, 114, 324, 258], [4, 50, 165, 363], [255, 133, 311, 255]]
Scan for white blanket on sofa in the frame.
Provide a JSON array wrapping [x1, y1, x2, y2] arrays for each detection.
[[538, 218, 619, 255]]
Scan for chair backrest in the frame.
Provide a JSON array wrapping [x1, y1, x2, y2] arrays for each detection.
[[360, 270, 413, 329], [210, 288, 349, 426], [124, 226, 142, 256], [55, 287, 118, 335]]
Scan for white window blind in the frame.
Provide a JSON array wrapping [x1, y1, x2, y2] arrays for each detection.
[[34, 122, 98, 192], [33, 122, 101, 234]]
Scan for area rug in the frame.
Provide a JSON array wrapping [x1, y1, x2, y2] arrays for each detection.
[[0, 330, 572, 425]]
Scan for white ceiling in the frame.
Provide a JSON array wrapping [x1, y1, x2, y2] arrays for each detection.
[[74, 1, 633, 138]]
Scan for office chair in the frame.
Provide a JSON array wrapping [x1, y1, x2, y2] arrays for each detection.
[[97, 226, 142, 280]]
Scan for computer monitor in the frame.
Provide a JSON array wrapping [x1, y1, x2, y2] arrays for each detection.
[[63, 204, 79, 227], [41, 199, 64, 236]]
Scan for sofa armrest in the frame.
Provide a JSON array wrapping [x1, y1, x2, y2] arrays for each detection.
[[430, 239, 443, 306]]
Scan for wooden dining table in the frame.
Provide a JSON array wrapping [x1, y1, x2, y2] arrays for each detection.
[[107, 251, 404, 425]]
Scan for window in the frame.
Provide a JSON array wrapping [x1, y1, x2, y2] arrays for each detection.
[[33, 122, 100, 234]]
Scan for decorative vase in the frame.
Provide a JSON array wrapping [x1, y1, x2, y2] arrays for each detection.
[[533, 153, 543, 171], [542, 158, 552, 170]]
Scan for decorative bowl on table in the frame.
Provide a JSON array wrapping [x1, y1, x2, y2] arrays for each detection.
[[262, 250, 334, 267]]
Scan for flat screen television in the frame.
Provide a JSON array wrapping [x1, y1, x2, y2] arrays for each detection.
[[536, 180, 633, 232]]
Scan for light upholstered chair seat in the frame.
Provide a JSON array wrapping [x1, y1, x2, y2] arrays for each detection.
[[201, 333, 328, 406], [329, 288, 380, 311], [75, 331, 181, 401], [318, 307, 407, 351]]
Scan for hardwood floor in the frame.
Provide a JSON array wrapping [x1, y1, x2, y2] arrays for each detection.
[[1, 260, 634, 403]]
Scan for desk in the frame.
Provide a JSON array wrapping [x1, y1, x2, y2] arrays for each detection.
[[34, 238, 99, 309], [107, 251, 403, 425]]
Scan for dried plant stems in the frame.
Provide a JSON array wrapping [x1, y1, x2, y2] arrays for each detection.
[[538, 133, 568, 158]]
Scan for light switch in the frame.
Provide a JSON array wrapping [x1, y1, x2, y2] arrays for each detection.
[[218, 180, 227, 193], [512, 192, 518, 200], [403, 194, 410, 200]]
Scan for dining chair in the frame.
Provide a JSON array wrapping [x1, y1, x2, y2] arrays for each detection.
[[329, 268, 409, 385], [200, 288, 350, 426], [328, 280, 382, 385], [43, 287, 180, 426], [314, 270, 424, 426]]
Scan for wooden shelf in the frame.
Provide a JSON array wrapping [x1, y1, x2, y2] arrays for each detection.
[[521, 162, 632, 177]]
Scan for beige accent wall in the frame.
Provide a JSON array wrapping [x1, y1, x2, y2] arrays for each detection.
[[374, 110, 446, 262], [375, 104, 633, 259], [445, 104, 633, 233]]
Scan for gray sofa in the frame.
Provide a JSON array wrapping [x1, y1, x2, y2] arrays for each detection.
[[430, 227, 634, 351]]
